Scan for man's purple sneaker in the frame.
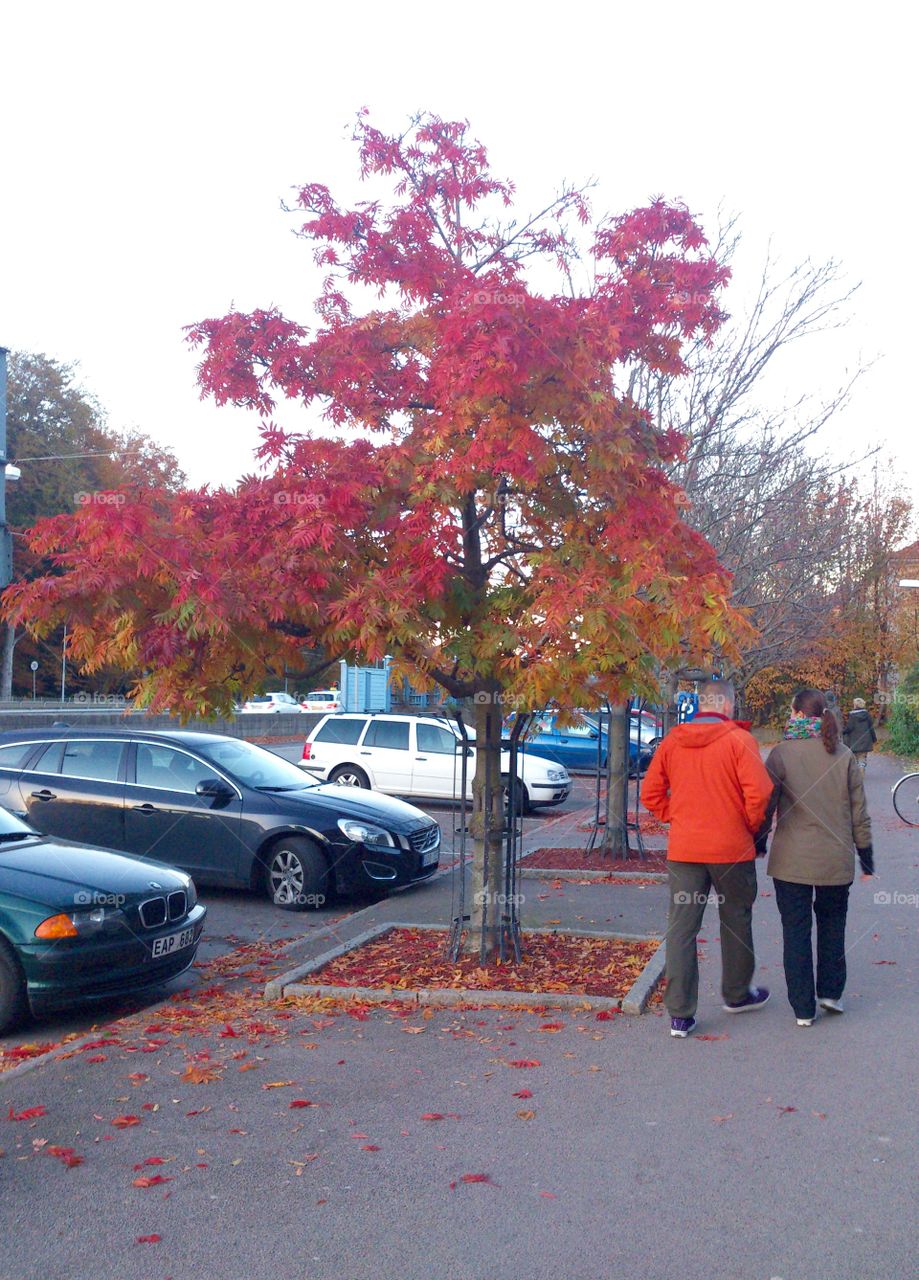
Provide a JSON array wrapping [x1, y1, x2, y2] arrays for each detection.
[[722, 986, 770, 1014], [670, 1016, 697, 1038]]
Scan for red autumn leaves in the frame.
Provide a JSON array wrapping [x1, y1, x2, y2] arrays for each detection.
[[310, 928, 657, 1001]]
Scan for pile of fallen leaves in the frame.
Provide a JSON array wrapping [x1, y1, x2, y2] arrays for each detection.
[[524, 848, 667, 873], [309, 928, 657, 999], [575, 811, 669, 838]]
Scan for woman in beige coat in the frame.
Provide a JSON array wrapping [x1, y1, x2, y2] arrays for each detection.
[[761, 689, 874, 1026]]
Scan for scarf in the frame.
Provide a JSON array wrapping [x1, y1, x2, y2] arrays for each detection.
[[783, 715, 823, 741]]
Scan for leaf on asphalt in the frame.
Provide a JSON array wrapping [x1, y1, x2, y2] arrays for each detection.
[[132, 1174, 172, 1188], [777, 1106, 797, 1114], [402, 1027, 425, 1034], [696, 1034, 729, 1041], [539, 1191, 557, 1198], [261, 1081, 296, 1089], [516, 1110, 536, 1121], [812, 1112, 827, 1120], [459, 1173, 496, 1185], [712, 1114, 733, 1124], [135, 1235, 161, 1244], [86, 1055, 107, 1063], [289, 1100, 319, 1109], [7, 1106, 46, 1121], [512, 1089, 533, 1099], [507, 1060, 541, 1069], [111, 1115, 141, 1129], [127, 1073, 149, 1084], [45, 1146, 84, 1167], [132, 1158, 168, 1171], [421, 1113, 445, 1121], [181, 1064, 222, 1085], [538, 1023, 564, 1033], [361, 1144, 381, 1151]]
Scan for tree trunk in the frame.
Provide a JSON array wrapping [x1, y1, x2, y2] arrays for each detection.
[[0, 624, 16, 700], [464, 688, 505, 959], [600, 701, 630, 857]]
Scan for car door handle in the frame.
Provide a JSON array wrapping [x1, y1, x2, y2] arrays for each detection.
[[29, 789, 56, 801], [360, 751, 372, 756], [415, 756, 427, 761], [132, 803, 157, 813]]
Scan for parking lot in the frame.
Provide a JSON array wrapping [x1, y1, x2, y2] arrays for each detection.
[[0, 741, 599, 1058]]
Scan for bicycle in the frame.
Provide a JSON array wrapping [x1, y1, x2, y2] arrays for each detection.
[[892, 772, 919, 826]]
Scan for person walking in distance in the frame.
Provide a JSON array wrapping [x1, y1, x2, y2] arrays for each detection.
[[760, 688, 874, 1026], [842, 697, 877, 769], [641, 680, 775, 1038]]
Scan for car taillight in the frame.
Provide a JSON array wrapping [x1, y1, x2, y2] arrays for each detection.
[[301, 742, 312, 761]]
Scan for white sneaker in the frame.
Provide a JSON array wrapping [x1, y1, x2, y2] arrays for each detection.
[[818, 997, 844, 1014], [796, 1017, 814, 1027]]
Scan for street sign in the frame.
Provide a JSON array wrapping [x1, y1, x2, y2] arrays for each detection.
[[30, 660, 39, 671]]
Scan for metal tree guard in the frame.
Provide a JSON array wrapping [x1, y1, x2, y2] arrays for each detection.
[[447, 708, 533, 964], [585, 697, 650, 859]]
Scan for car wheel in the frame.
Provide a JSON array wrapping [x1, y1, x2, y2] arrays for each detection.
[[329, 765, 370, 789], [264, 838, 329, 911], [0, 936, 28, 1036], [501, 775, 530, 817]]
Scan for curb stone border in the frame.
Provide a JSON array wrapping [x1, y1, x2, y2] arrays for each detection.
[[268, 921, 666, 1015], [519, 867, 667, 882]]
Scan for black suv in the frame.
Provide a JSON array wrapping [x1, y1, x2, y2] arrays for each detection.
[[0, 729, 441, 911]]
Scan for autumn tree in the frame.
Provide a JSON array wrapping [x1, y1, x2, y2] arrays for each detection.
[[2, 351, 185, 697], [5, 113, 750, 956]]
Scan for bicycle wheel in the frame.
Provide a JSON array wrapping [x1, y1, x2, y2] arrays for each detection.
[[892, 772, 919, 826]]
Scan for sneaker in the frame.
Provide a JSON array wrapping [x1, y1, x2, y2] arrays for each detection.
[[818, 997, 844, 1014], [670, 1016, 696, 1038], [796, 1017, 815, 1027], [722, 986, 770, 1013]]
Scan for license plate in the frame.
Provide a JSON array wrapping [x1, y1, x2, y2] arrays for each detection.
[[421, 843, 440, 867], [151, 927, 194, 959]]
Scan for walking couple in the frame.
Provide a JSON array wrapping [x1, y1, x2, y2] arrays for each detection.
[[641, 684, 875, 1035]]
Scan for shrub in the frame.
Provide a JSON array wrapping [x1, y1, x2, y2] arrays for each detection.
[[887, 661, 919, 757]]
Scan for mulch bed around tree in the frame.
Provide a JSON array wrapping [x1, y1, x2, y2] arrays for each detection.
[[524, 847, 668, 873], [307, 927, 658, 1000]]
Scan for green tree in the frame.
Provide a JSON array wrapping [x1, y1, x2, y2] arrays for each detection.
[[3, 351, 185, 697], [888, 661, 919, 757]]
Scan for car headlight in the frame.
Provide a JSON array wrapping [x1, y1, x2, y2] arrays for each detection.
[[185, 877, 198, 910], [337, 818, 397, 848], [547, 768, 568, 782]]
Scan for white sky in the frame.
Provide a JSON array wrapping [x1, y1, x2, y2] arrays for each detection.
[[1, 1, 915, 512]]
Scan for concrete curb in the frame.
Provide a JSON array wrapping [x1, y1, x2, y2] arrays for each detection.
[[520, 867, 667, 882], [269, 921, 663, 1015], [621, 939, 667, 1014]]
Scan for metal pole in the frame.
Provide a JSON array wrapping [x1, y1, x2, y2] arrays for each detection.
[[60, 624, 67, 706]]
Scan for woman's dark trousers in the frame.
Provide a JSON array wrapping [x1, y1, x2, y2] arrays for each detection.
[[773, 879, 851, 1019]]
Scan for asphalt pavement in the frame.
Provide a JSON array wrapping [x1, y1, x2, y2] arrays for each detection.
[[2, 751, 915, 1280]]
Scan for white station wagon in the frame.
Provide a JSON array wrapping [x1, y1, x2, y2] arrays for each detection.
[[299, 714, 571, 813]]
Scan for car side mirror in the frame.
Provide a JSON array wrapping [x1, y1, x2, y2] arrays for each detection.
[[196, 778, 234, 800], [589, 729, 599, 739]]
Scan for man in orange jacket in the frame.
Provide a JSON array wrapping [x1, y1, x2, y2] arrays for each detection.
[[641, 680, 775, 1037]]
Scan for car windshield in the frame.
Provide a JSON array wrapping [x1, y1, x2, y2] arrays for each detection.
[[0, 806, 37, 839], [192, 738, 316, 791]]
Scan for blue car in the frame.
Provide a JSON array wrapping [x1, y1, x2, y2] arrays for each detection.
[[517, 713, 653, 774]]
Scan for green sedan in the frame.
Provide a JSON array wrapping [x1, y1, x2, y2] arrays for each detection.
[[0, 806, 206, 1034]]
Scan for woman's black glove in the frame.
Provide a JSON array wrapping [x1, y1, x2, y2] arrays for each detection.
[[754, 832, 770, 858], [857, 844, 874, 876]]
